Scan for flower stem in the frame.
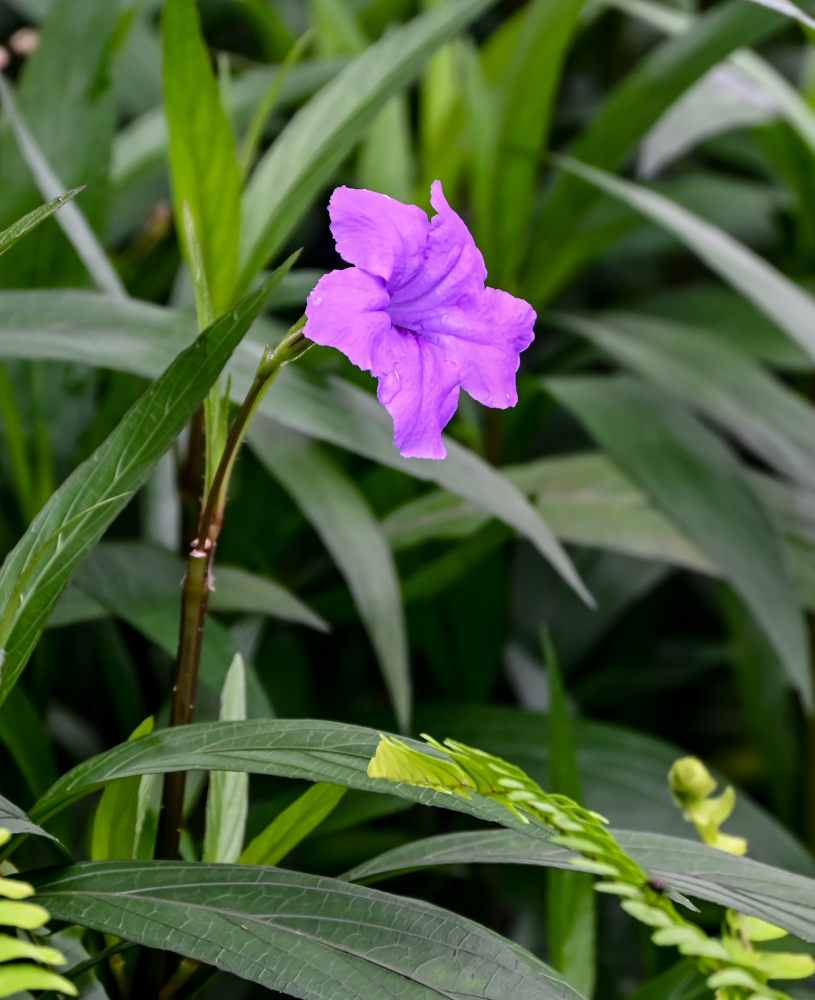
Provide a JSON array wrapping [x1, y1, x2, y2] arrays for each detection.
[[155, 318, 310, 862]]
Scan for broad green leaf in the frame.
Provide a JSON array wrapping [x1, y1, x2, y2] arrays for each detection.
[[0, 0, 117, 289], [547, 376, 811, 709], [162, 0, 241, 315], [554, 157, 815, 365], [0, 795, 54, 842], [90, 716, 154, 861], [525, 0, 789, 303], [248, 427, 410, 731], [552, 310, 815, 490], [238, 0, 499, 287], [240, 782, 346, 866], [203, 655, 248, 863], [0, 263, 293, 708], [545, 640, 596, 997], [31, 713, 811, 873], [0, 189, 82, 258], [0, 289, 588, 603], [344, 828, 815, 943], [30, 861, 585, 1000]]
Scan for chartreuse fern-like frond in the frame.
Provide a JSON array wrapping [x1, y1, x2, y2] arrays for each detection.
[[0, 828, 77, 998], [368, 735, 814, 1000], [670, 757, 815, 992]]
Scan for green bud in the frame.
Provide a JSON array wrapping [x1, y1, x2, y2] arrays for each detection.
[[669, 756, 717, 807]]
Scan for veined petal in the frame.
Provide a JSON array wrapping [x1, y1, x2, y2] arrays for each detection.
[[305, 267, 398, 375], [328, 186, 430, 290], [376, 332, 461, 460], [422, 287, 536, 408], [387, 179, 487, 324]]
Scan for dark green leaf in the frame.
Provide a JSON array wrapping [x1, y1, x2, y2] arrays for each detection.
[[30, 861, 585, 1000], [30, 713, 811, 872], [344, 828, 815, 943]]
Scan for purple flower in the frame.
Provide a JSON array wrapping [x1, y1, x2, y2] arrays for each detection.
[[304, 181, 536, 460]]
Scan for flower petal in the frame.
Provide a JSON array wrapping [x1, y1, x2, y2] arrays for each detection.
[[422, 287, 536, 408], [328, 186, 430, 290], [305, 266, 401, 375], [387, 179, 487, 325], [375, 331, 461, 460]]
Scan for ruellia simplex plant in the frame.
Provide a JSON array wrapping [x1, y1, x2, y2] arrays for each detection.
[[1, 0, 815, 998]]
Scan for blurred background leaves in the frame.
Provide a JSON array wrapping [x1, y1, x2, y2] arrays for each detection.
[[1, 0, 815, 997]]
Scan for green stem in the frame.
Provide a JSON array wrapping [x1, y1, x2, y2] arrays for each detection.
[[155, 319, 311, 862]]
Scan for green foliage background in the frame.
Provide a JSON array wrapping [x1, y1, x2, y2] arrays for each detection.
[[1, 0, 815, 997]]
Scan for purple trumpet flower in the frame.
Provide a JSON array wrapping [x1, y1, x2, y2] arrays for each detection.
[[304, 181, 536, 459]]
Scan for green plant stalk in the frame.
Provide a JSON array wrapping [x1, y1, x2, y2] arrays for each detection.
[[155, 318, 311, 863]]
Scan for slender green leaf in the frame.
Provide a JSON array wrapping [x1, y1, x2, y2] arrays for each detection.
[[30, 861, 585, 1000], [483, 0, 587, 281], [203, 655, 249, 863], [162, 0, 241, 314], [68, 545, 273, 719], [0, 76, 123, 297], [552, 310, 815, 490], [554, 157, 815, 365], [0, 795, 53, 841], [344, 828, 815, 943], [238, 0, 499, 287], [249, 428, 410, 731], [545, 639, 595, 997], [0, 188, 83, 258], [525, 0, 789, 302], [547, 375, 811, 708], [31, 713, 811, 872], [0, 288, 589, 603], [240, 782, 346, 866], [90, 717, 154, 862], [0, 0, 117, 290], [0, 686, 57, 797], [0, 263, 293, 708], [743, 0, 815, 30], [61, 541, 327, 632]]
